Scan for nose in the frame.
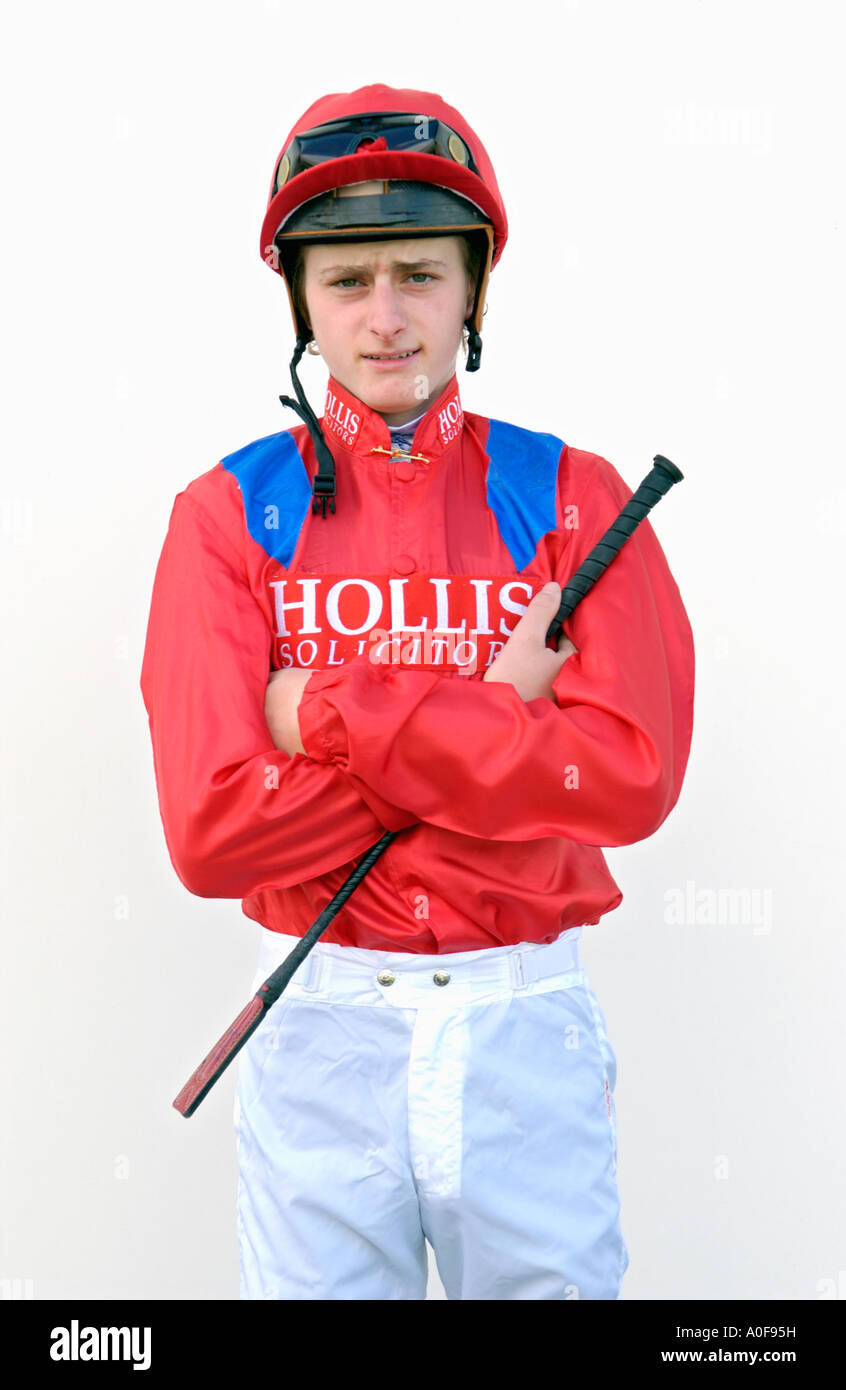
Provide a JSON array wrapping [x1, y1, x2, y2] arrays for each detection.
[[364, 274, 408, 341]]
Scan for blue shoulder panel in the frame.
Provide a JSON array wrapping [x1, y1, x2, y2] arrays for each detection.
[[484, 419, 564, 572], [220, 429, 312, 568]]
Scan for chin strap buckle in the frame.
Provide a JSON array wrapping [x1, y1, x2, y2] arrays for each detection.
[[466, 331, 483, 372], [311, 473, 336, 517]]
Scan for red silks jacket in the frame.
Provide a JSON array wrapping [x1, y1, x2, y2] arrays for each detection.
[[140, 373, 695, 952]]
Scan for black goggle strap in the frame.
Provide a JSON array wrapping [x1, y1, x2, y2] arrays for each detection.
[[278, 335, 337, 517]]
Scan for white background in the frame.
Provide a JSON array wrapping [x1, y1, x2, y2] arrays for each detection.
[[1, 0, 844, 1301]]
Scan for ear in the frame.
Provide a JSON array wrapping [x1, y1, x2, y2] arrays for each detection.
[[465, 259, 479, 317]]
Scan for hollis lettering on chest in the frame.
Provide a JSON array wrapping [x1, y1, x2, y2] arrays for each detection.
[[268, 573, 542, 673]]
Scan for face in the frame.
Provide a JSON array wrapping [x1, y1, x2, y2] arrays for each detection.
[[301, 229, 475, 426]]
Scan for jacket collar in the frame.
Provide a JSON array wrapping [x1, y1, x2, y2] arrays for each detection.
[[321, 371, 465, 465]]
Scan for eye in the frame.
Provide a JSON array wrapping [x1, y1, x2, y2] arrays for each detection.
[[329, 272, 436, 289]]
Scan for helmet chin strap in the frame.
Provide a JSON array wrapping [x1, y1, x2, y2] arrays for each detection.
[[279, 334, 338, 517], [279, 325, 483, 515]]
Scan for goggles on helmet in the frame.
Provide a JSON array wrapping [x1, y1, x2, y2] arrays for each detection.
[[272, 111, 479, 194]]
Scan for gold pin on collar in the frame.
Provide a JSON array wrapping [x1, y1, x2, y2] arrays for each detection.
[[369, 446, 431, 464]]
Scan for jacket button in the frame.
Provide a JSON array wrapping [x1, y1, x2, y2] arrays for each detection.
[[433, 971, 451, 986], [377, 969, 396, 986], [393, 555, 416, 575]]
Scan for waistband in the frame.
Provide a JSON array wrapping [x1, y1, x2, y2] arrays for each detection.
[[251, 926, 585, 1010]]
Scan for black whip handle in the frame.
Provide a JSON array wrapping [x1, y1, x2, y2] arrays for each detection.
[[546, 455, 683, 642]]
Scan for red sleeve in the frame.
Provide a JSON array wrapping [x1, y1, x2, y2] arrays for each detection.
[[139, 490, 419, 898], [296, 451, 695, 846]]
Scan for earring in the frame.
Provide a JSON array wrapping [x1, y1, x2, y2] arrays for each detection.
[[306, 339, 321, 355]]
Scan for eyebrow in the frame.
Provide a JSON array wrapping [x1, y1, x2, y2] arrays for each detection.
[[317, 258, 449, 280]]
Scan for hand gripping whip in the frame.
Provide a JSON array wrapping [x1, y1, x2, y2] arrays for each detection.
[[173, 454, 684, 1116]]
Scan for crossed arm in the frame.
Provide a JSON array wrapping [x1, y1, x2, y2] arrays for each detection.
[[260, 455, 694, 848]]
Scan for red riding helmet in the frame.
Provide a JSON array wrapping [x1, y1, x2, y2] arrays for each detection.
[[260, 84, 509, 371]]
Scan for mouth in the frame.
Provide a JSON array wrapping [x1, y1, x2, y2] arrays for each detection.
[[361, 348, 421, 364]]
